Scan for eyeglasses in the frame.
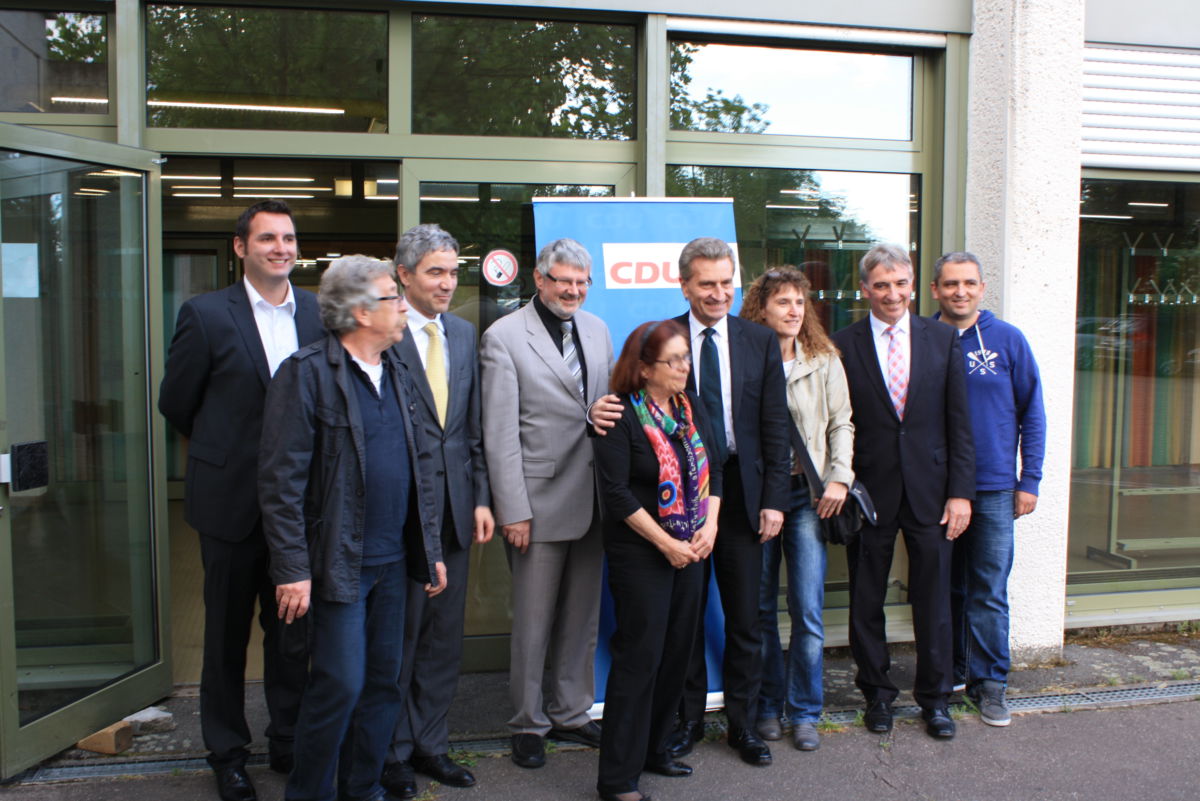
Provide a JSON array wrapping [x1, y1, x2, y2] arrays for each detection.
[[654, 354, 692, 370], [543, 272, 593, 289], [376, 295, 402, 303]]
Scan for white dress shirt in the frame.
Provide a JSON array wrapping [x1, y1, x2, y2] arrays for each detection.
[[869, 310, 911, 382], [688, 312, 736, 455], [244, 279, 299, 377], [405, 307, 448, 373]]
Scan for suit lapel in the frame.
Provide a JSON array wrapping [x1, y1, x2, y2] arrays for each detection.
[[523, 303, 586, 410], [395, 331, 440, 429], [907, 315, 928, 409], [726, 316, 745, 418], [228, 282, 272, 389], [674, 312, 698, 394], [295, 290, 324, 345], [853, 319, 899, 421], [446, 313, 472, 425], [577, 313, 606, 401]]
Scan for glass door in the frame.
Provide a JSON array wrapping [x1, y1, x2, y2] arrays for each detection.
[[0, 123, 169, 778]]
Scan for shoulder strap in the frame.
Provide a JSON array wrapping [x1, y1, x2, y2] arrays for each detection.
[[787, 422, 824, 496]]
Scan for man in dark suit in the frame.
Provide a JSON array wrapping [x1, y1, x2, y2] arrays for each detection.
[[380, 224, 494, 799], [668, 237, 792, 766], [831, 243, 975, 740], [159, 200, 323, 801]]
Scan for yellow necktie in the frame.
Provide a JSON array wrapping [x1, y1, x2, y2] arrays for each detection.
[[424, 322, 448, 426]]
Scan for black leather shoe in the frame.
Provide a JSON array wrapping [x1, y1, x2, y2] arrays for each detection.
[[727, 728, 772, 766], [643, 757, 693, 777], [511, 733, 546, 769], [412, 753, 477, 788], [864, 700, 894, 733], [550, 720, 602, 748], [666, 719, 705, 759], [380, 761, 417, 799], [213, 765, 256, 801], [922, 706, 956, 739]]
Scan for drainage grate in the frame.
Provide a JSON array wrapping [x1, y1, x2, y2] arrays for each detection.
[[12, 683, 1200, 784]]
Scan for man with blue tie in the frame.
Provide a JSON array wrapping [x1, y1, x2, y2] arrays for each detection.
[[668, 237, 792, 766]]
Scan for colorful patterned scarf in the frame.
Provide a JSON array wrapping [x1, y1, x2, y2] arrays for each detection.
[[631, 390, 710, 540]]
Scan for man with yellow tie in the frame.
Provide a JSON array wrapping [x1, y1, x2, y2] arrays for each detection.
[[381, 224, 495, 799]]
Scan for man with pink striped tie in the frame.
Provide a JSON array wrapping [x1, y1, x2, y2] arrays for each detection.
[[832, 243, 975, 742]]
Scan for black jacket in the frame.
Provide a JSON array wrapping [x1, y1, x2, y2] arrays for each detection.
[[258, 333, 443, 602]]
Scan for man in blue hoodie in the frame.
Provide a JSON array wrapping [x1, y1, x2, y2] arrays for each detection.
[[931, 252, 1046, 728]]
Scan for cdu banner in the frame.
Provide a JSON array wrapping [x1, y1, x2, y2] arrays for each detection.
[[532, 197, 738, 713]]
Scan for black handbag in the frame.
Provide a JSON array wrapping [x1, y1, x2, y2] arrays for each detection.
[[787, 423, 877, 546]]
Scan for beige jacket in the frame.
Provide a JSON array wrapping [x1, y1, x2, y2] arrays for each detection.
[[785, 343, 855, 502]]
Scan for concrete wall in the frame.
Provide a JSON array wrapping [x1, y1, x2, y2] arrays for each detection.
[[1086, 0, 1196, 49], [964, 0, 1084, 662]]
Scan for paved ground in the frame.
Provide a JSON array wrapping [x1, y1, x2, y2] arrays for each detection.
[[5, 628, 1198, 801]]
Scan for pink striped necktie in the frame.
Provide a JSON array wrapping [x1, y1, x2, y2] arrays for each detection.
[[885, 325, 907, 419]]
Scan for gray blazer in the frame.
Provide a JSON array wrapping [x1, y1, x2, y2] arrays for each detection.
[[392, 312, 490, 551], [480, 301, 614, 542]]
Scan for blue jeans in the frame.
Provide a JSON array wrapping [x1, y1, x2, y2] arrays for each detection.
[[758, 479, 827, 724], [951, 490, 1015, 687], [286, 560, 407, 801]]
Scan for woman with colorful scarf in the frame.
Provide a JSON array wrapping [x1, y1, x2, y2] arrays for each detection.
[[593, 319, 723, 801]]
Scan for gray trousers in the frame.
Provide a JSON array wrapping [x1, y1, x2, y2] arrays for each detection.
[[506, 523, 603, 735]]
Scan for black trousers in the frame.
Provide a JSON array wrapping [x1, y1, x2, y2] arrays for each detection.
[[388, 534, 470, 763], [846, 497, 954, 710], [598, 532, 703, 795], [677, 463, 765, 731], [199, 528, 309, 768]]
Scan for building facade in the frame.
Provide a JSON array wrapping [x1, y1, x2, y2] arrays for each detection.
[[0, 0, 1196, 776]]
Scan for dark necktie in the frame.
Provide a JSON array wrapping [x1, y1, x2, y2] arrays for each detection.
[[700, 327, 728, 463]]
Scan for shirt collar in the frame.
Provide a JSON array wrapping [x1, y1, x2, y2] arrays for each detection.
[[688, 311, 729, 340], [406, 305, 441, 333], [244, 278, 295, 314], [869, 310, 909, 338]]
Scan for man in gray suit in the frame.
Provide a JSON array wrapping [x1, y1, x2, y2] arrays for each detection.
[[381, 225, 494, 800], [481, 238, 615, 769]]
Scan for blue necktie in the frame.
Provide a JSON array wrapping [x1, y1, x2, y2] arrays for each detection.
[[700, 327, 728, 463]]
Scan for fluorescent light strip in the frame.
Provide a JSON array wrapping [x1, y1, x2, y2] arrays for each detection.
[[366, 195, 399, 201], [172, 193, 222, 198], [234, 193, 315, 199], [234, 176, 315, 183], [163, 175, 220, 181], [418, 196, 501, 203], [237, 186, 332, 192], [76, 188, 110, 195], [1081, 214, 1134, 219], [88, 169, 141, 177], [51, 96, 108, 104], [1128, 201, 1169, 207], [171, 185, 223, 190], [148, 100, 344, 115]]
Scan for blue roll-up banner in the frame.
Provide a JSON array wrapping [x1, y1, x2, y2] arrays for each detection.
[[532, 197, 740, 712]]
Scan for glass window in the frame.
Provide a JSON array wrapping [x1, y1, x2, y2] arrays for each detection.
[[418, 180, 614, 640], [146, 5, 387, 131], [670, 41, 913, 140], [1070, 178, 1200, 591], [0, 11, 107, 113], [412, 15, 636, 140]]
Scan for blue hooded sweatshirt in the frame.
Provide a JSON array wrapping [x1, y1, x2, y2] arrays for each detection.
[[932, 309, 1046, 495]]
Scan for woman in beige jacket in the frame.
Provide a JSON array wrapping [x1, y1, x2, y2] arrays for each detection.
[[740, 267, 854, 752]]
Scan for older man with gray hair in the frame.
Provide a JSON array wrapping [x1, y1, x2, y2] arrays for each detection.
[[260, 255, 446, 801], [481, 238, 615, 769]]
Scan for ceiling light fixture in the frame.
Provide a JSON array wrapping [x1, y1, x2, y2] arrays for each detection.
[[148, 100, 344, 115]]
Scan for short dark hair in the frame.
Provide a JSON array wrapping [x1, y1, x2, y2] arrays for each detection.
[[933, 251, 984, 283], [678, 237, 734, 281], [235, 199, 294, 243], [610, 320, 689, 395]]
